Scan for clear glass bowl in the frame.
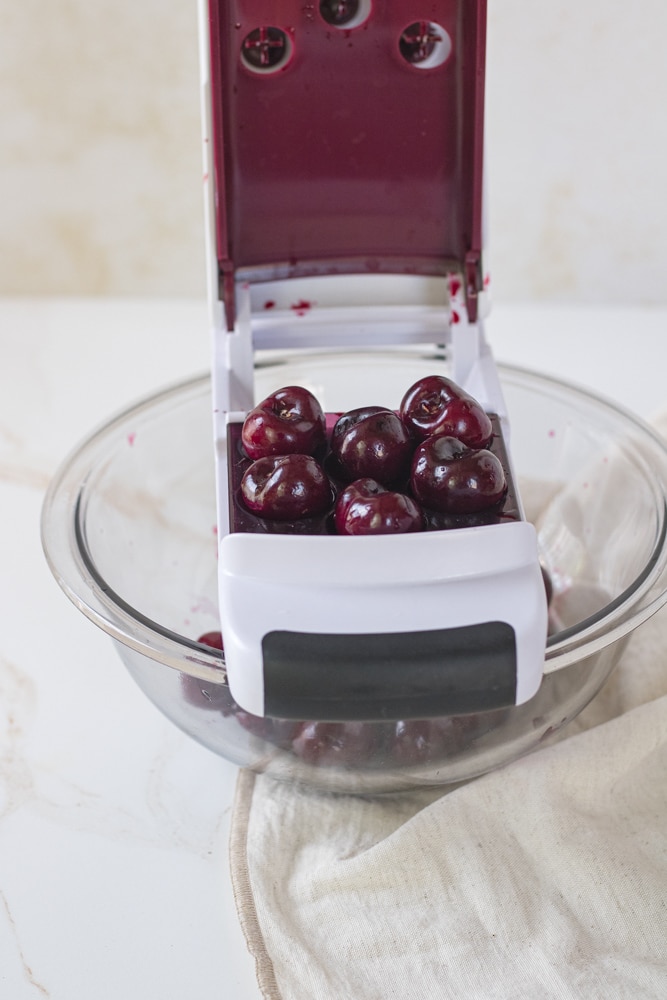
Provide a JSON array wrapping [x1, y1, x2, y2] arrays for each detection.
[[41, 352, 667, 793]]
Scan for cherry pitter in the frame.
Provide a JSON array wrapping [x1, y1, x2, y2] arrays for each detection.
[[202, 0, 548, 723]]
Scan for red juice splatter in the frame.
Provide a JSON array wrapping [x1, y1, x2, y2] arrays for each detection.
[[127, 432, 136, 446], [264, 300, 276, 309], [449, 277, 462, 298], [291, 299, 314, 316], [450, 309, 460, 325]]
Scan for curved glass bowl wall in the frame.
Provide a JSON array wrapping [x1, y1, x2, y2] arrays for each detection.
[[42, 353, 667, 792]]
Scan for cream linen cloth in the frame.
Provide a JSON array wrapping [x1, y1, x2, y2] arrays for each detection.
[[229, 427, 667, 1000]]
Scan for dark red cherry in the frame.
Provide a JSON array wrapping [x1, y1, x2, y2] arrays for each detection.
[[240, 453, 334, 520], [410, 435, 507, 514], [196, 630, 224, 651], [334, 478, 423, 535], [241, 385, 326, 460], [330, 406, 413, 486], [400, 375, 493, 448]]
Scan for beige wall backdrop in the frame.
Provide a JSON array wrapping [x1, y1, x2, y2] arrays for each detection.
[[2, 2, 667, 303]]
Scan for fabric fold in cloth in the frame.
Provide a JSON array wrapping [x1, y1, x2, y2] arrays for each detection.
[[229, 424, 667, 1000], [231, 705, 667, 998]]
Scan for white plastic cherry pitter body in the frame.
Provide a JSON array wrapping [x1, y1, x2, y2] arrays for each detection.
[[200, 0, 548, 720]]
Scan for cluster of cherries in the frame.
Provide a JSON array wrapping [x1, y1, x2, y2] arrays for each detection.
[[182, 377, 522, 768], [238, 374, 508, 533], [183, 631, 493, 769]]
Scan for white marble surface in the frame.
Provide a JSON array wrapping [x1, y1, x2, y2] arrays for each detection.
[[1, 297, 666, 999]]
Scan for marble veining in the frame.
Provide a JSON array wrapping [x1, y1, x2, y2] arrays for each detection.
[[1, 889, 51, 997], [0, 656, 38, 821]]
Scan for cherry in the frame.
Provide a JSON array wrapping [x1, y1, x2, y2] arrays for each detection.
[[400, 375, 493, 448], [335, 478, 423, 535], [410, 435, 507, 514], [196, 630, 224, 651], [240, 453, 334, 520], [241, 385, 326, 460], [291, 721, 379, 767], [330, 406, 413, 486]]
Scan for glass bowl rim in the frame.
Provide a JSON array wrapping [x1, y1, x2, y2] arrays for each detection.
[[41, 362, 667, 686]]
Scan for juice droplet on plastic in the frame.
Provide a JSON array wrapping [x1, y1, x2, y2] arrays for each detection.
[[291, 299, 313, 316]]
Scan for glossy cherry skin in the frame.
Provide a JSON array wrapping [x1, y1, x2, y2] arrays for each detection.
[[330, 406, 413, 485], [400, 375, 493, 448], [241, 385, 326, 460], [410, 435, 507, 514], [334, 478, 423, 535], [196, 630, 224, 651], [240, 454, 334, 520]]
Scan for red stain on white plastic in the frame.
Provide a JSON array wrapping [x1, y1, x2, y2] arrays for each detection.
[[264, 300, 276, 310], [190, 596, 219, 617], [449, 277, 462, 298], [450, 309, 460, 325], [548, 429, 556, 438], [127, 432, 136, 446], [291, 299, 314, 316]]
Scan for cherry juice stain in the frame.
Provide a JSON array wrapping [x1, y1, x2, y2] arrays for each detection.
[[127, 432, 136, 446], [291, 299, 314, 316], [263, 300, 276, 310]]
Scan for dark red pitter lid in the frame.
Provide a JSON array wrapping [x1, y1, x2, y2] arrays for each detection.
[[207, 0, 487, 329]]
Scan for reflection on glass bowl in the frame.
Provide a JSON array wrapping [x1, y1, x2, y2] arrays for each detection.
[[42, 354, 667, 793]]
